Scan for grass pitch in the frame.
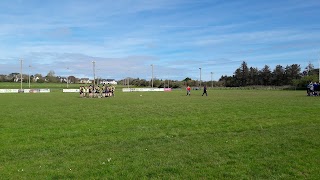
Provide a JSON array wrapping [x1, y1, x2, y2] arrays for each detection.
[[1, 88, 319, 179]]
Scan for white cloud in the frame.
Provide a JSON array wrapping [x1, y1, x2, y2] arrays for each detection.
[[0, 0, 320, 81]]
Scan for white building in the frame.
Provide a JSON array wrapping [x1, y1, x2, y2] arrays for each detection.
[[79, 78, 92, 84], [100, 79, 117, 85]]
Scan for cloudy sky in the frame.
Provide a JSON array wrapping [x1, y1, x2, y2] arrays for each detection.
[[0, 0, 319, 81]]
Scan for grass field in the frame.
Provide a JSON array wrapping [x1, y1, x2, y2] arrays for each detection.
[[1, 84, 319, 179]]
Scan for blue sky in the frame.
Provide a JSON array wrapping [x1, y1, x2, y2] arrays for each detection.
[[0, 0, 319, 81]]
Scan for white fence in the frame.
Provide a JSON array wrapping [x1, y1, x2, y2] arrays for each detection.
[[122, 88, 172, 92], [62, 89, 80, 93], [0, 89, 50, 93]]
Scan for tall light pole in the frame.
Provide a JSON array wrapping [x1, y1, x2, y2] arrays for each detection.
[[151, 64, 154, 88], [127, 77, 130, 88], [20, 59, 23, 90], [210, 72, 213, 88], [66, 67, 69, 88], [92, 61, 96, 89], [127, 70, 130, 88], [29, 65, 32, 88], [199, 67, 202, 88]]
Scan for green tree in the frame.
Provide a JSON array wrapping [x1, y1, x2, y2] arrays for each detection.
[[240, 61, 249, 86], [182, 77, 192, 86], [0, 74, 6, 82], [284, 64, 301, 85], [219, 75, 237, 87], [248, 67, 259, 85], [259, 65, 272, 86], [272, 65, 285, 86], [233, 68, 242, 86], [153, 78, 161, 88], [233, 61, 249, 86], [305, 62, 315, 76], [46, 70, 58, 83]]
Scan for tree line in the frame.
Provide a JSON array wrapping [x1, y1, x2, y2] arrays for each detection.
[[0, 70, 78, 83], [217, 61, 318, 88], [0, 61, 318, 89]]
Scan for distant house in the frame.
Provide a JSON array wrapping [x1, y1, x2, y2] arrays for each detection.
[[14, 76, 20, 82], [34, 76, 40, 82], [100, 79, 117, 85], [58, 76, 67, 83], [79, 78, 92, 84], [14, 75, 23, 82]]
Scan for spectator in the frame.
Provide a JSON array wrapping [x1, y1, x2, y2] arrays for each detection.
[[186, 86, 191, 96], [202, 85, 208, 96]]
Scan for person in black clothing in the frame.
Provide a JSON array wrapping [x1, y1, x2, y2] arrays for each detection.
[[313, 82, 319, 96], [307, 82, 314, 96], [202, 85, 208, 96]]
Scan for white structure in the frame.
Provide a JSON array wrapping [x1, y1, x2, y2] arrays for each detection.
[[34, 76, 40, 82], [79, 78, 92, 84], [100, 79, 117, 85]]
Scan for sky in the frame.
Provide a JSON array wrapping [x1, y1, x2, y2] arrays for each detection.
[[0, 0, 320, 81]]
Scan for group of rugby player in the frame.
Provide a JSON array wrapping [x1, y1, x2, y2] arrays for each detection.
[[79, 84, 115, 98]]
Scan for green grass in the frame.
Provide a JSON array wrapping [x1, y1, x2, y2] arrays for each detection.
[[0, 86, 319, 179]]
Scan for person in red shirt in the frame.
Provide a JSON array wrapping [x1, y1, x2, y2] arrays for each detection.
[[186, 86, 191, 96]]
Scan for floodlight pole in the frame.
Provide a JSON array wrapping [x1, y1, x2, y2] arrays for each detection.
[[151, 64, 154, 88], [67, 67, 69, 88], [29, 65, 31, 88], [211, 72, 213, 88], [97, 68, 101, 85], [319, 60, 320, 83], [199, 67, 202, 88], [92, 61, 96, 90], [127, 77, 129, 88], [127, 70, 130, 88], [20, 59, 23, 90], [128, 77, 130, 88]]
